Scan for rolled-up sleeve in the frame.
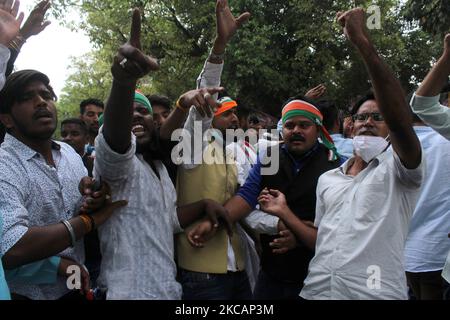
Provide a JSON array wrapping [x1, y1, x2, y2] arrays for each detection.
[[196, 60, 223, 91], [410, 93, 450, 140], [245, 210, 279, 235], [0, 181, 29, 255], [94, 130, 136, 183]]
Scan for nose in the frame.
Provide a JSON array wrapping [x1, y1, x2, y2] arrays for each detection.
[[62, 135, 72, 142], [292, 124, 304, 133], [363, 115, 375, 126], [34, 94, 48, 108], [231, 113, 239, 124], [133, 109, 142, 119]]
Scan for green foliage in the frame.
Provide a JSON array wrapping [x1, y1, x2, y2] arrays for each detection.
[[53, 0, 443, 119], [404, 0, 450, 37]]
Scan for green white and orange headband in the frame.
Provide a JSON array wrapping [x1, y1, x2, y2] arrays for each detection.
[[282, 99, 339, 161], [215, 97, 237, 117], [98, 91, 152, 126]]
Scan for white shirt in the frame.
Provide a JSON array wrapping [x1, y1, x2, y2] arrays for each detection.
[[404, 127, 450, 273], [300, 149, 424, 300], [410, 94, 450, 282], [94, 132, 182, 300], [410, 94, 450, 140]]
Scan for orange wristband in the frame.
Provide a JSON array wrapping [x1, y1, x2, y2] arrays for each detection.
[[79, 214, 93, 233]]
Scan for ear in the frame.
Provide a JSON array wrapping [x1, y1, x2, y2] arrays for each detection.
[[0, 114, 14, 130]]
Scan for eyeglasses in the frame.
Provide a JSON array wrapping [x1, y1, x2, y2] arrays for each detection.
[[353, 112, 384, 122]]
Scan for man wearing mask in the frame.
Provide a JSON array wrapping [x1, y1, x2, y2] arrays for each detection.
[[295, 8, 424, 300]]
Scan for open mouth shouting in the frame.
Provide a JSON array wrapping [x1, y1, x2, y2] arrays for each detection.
[[132, 124, 146, 137]]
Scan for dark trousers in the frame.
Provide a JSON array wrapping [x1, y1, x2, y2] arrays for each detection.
[[179, 269, 253, 300], [253, 269, 302, 300], [406, 270, 450, 300]]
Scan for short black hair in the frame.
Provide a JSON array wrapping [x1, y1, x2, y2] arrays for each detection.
[[351, 91, 376, 115], [80, 98, 104, 115], [316, 100, 339, 132], [0, 70, 57, 114], [146, 94, 171, 111], [61, 118, 88, 135], [248, 113, 260, 124]]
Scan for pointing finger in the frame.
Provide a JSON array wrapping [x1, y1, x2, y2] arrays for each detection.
[[129, 8, 142, 50]]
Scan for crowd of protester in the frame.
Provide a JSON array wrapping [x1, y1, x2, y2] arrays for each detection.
[[0, 0, 449, 300]]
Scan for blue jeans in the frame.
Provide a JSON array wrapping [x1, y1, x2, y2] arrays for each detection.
[[253, 270, 302, 300], [179, 269, 253, 300]]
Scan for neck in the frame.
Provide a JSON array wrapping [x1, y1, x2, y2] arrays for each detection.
[[12, 133, 55, 165], [346, 155, 368, 176], [88, 134, 96, 145]]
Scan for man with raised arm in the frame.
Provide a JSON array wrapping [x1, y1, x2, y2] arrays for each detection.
[[410, 33, 450, 297], [292, 8, 424, 300], [94, 8, 231, 300]]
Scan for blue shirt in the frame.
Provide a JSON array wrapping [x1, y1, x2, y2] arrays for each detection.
[[404, 126, 450, 272], [237, 143, 321, 209], [330, 133, 353, 159]]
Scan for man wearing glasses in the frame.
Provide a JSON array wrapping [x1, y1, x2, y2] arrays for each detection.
[[295, 8, 424, 300]]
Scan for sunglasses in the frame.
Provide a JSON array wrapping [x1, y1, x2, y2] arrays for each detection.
[[353, 112, 384, 122]]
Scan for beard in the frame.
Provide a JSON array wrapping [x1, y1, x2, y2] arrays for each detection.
[[11, 113, 56, 141], [136, 128, 165, 161]]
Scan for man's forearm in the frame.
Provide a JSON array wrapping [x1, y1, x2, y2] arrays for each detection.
[[355, 38, 421, 168], [356, 41, 410, 130], [416, 53, 450, 97], [208, 38, 226, 64], [225, 195, 253, 223], [177, 200, 206, 228], [103, 80, 136, 154], [160, 107, 188, 141], [278, 207, 317, 251], [2, 217, 87, 270]]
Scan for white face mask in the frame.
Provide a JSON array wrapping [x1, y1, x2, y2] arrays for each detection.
[[353, 135, 389, 163]]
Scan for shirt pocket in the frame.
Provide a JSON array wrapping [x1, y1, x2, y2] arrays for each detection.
[[353, 182, 388, 223]]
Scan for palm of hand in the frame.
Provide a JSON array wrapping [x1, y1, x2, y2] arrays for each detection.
[[261, 196, 283, 215], [0, 10, 20, 45], [217, 10, 238, 42], [22, 15, 45, 37]]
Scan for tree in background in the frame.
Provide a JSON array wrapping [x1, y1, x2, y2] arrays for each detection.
[[52, 0, 443, 119], [404, 0, 450, 36]]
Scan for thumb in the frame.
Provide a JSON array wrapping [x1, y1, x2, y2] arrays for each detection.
[[269, 189, 281, 197], [206, 86, 225, 95], [336, 11, 346, 27], [109, 200, 128, 210], [236, 12, 251, 27]]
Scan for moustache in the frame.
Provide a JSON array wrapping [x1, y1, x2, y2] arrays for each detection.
[[290, 135, 305, 142], [33, 109, 53, 120]]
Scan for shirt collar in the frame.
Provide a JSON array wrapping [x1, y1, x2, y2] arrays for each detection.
[[339, 150, 387, 175], [3, 133, 61, 161]]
